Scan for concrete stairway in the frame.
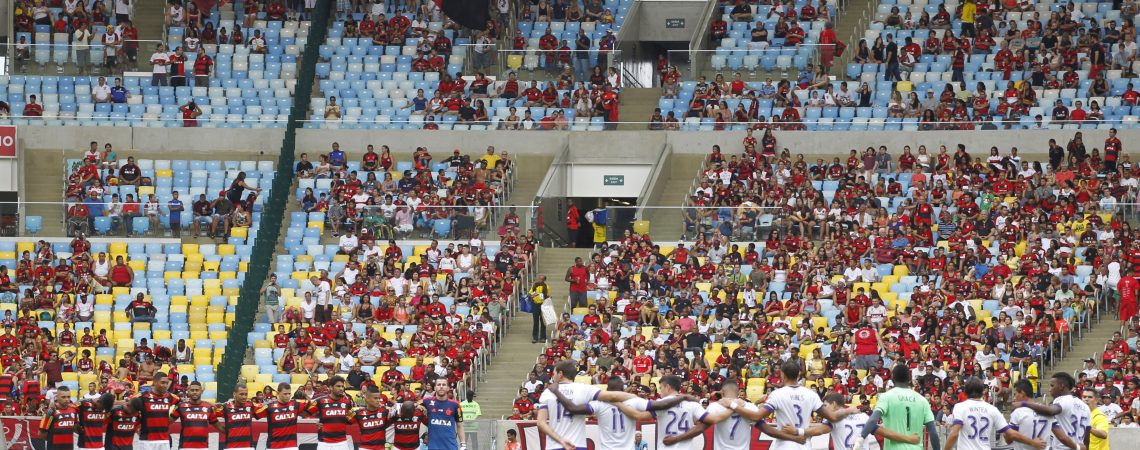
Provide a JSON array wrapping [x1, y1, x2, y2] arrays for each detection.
[[641, 154, 705, 242], [476, 247, 592, 418], [833, 0, 881, 78], [617, 88, 663, 130], [133, 0, 169, 43], [1052, 313, 1121, 380], [23, 150, 68, 236], [508, 154, 554, 207]]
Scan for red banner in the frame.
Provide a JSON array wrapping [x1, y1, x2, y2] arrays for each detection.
[[0, 126, 16, 158]]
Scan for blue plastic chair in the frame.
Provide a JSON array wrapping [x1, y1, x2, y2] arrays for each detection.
[[25, 216, 42, 235]]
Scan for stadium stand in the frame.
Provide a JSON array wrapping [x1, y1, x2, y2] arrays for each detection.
[[513, 135, 1130, 423], [241, 145, 535, 400], [708, 0, 836, 74]]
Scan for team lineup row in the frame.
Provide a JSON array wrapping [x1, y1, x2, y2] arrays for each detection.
[[36, 374, 466, 450], [534, 360, 1102, 450]]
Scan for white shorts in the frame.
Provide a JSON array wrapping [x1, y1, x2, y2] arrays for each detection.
[[135, 441, 171, 450], [317, 442, 353, 450]]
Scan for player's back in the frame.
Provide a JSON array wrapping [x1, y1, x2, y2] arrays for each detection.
[[951, 399, 1009, 450], [765, 386, 822, 450], [707, 401, 758, 450], [875, 388, 933, 450], [1049, 395, 1090, 450], [538, 382, 601, 448], [1009, 407, 1053, 450], [830, 412, 881, 450], [653, 397, 707, 450], [589, 397, 649, 450]]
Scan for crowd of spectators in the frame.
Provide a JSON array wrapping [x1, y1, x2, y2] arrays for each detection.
[[260, 144, 536, 403], [293, 143, 522, 239], [666, 0, 1140, 130], [64, 143, 260, 238], [513, 130, 1139, 427]]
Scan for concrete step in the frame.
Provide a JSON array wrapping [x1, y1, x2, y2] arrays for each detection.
[[617, 88, 666, 131], [641, 154, 705, 241]]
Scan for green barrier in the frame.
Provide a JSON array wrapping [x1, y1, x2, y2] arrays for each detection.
[[216, 0, 333, 401]]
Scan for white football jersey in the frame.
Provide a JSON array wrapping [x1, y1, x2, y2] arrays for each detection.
[[588, 397, 650, 450], [763, 386, 823, 450], [827, 412, 881, 450], [1009, 406, 1054, 450], [537, 382, 602, 449], [653, 396, 708, 450], [1048, 395, 1090, 450], [706, 401, 758, 450], [951, 399, 1010, 450]]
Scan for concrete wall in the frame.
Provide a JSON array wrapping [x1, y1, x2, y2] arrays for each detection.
[[565, 164, 653, 197], [16, 125, 1132, 160], [636, 0, 707, 42]]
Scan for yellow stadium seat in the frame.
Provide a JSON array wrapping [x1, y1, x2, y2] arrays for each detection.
[[182, 243, 200, 255], [154, 330, 171, 340], [16, 241, 34, 254], [218, 244, 235, 256], [112, 312, 128, 322], [109, 242, 128, 254], [506, 54, 523, 70], [203, 261, 220, 271], [307, 221, 324, 232], [333, 254, 350, 263], [745, 385, 765, 402], [893, 265, 909, 276], [230, 227, 248, 238], [95, 294, 113, 305], [0, 252, 15, 260]]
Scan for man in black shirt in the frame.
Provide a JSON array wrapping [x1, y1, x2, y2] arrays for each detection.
[[295, 152, 314, 178], [118, 156, 141, 185], [190, 194, 212, 237]]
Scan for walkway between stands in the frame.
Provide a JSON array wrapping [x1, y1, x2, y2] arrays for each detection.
[[477, 247, 592, 418]]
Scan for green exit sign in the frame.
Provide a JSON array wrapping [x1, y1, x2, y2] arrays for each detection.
[[603, 175, 625, 186], [666, 18, 685, 28]]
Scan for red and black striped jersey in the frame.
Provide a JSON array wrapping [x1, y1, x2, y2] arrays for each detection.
[[171, 400, 217, 448], [354, 406, 391, 449], [75, 400, 109, 449], [39, 405, 78, 450], [138, 391, 179, 441], [106, 406, 139, 450], [219, 400, 257, 448], [392, 410, 425, 449], [0, 373, 14, 400], [307, 395, 354, 443], [257, 400, 305, 449]]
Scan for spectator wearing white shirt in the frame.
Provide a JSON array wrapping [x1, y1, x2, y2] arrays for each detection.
[[338, 229, 359, 255], [73, 22, 94, 74], [310, 276, 332, 322], [149, 43, 170, 86], [92, 77, 113, 103], [300, 292, 317, 322], [1098, 394, 1123, 423]]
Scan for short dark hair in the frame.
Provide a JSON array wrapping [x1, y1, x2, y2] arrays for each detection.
[[660, 375, 683, 392], [1013, 380, 1034, 397], [823, 393, 845, 405], [606, 376, 625, 391], [963, 377, 986, 398], [555, 360, 578, 378], [189, 381, 202, 388], [328, 376, 346, 386], [1052, 372, 1076, 390], [780, 360, 802, 380], [891, 364, 911, 385]]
